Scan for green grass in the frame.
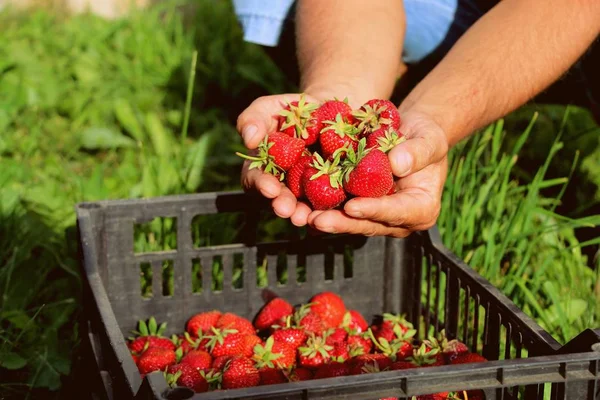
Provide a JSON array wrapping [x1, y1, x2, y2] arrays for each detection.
[[0, 1, 599, 399]]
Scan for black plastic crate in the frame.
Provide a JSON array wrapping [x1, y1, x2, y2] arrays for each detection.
[[74, 191, 600, 400]]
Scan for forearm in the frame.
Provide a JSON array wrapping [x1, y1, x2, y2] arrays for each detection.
[[399, 0, 600, 146], [296, 0, 405, 106]]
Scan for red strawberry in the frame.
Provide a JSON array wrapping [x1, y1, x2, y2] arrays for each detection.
[[348, 354, 392, 375], [132, 353, 139, 364], [203, 328, 245, 358], [353, 99, 401, 135], [369, 325, 417, 361], [381, 313, 414, 333], [450, 352, 487, 365], [241, 335, 263, 358], [278, 96, 321, 145], [366, 128, 406, 152], [408, 344, 445, 367], [302, 153, 346, 210], [137, 347, 176, 374], [286, 150, 313, 199], [128, 317, 175, 354], [316, 99, 355, 124], [173, 333, 199, 354], [212, 355, 233, 371], [252, 336, 296, 369], [341, 138, 394, 198], [330, 342, 350, 362], [236, 132, 305, 177], [272, 325, 307, 350], [324, 328, 348, 346], [293, 304, 326, 335], [347, 334, 373, 356], [414, 392, 450, 400], [254, 297, 294, 331], [186, 311, 221, 337], [342, 310, 368, 334], [423, 330, 469, 363], [314, 361, 350, 379], [258, 367, 287, 385], [309, 292, 346, 329], [319, 113, 360, 160], [298, 335, 333, 369], [390, 360, 416, 370], [217, 313, 256, 336], [221, 356, 260, 389], [166, 363, 210, 393], [286, 367, 313, 382], [181, 349, 212, 372]]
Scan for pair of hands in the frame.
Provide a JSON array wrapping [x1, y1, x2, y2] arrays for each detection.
[[236, 93, 449, 238]]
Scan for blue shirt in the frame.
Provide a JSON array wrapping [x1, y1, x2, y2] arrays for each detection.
[[232, 0, 488, 64]]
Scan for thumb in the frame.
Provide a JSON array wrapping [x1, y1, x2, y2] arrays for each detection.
[[388, 130, 448, 177]]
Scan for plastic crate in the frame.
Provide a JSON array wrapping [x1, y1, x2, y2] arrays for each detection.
[[74, 191, 600, 400]]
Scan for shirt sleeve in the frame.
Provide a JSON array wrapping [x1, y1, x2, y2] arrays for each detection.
[[232, 0, 295, 47]]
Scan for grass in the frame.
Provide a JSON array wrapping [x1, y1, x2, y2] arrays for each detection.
[[0, 1, 599, 398]]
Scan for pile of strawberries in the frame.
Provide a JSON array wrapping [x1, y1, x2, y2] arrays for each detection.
[[128, 292, 487, 399], [236, 96, 406, 210]]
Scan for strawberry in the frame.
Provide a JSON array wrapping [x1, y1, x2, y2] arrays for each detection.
[[381, 313, 414, 333], [186, 311, 221, 337], [132, 353, 139, 364], [348, 354, 392, 375], [414, 392, 450, 400], [342, 310, 368, 334], [254, 297, 294, 331], [295, 309, 326, 336], [347, 334, 373, 356], [258, 367, 287, 385], [372, 325, 395, 343], [241, 335, 263, 358], [221, 356, 260, 389], [458, 390, 485, 399], [180, 349, 212, 372], [298, 334, 333, 368], [341, 138, 394, 198], [165, 363, 210, 393], [366, 128, 406, 152], [309, 292, 346, 329], [278, 96, 321, 145], [319, 113, 360, 160], [128, 317, 175, 354], [324, 328, 348, 346], [173, 333, 200, 354], [217, 313, 256, 336], [212, 355, 233, 371], [286, 150, 314, 199], [369, 326, 416, 361], [285, 367, 313, 382], [203, 327, 245, 358], [302, 153, 346, 210], [137, 347, 176, 374], [314, 361, 350, 379], [408, 344, 445, 367], [449, 352, 487, 365], [423, 330, 469, 363], [330, 342, 350, 362], [353, 99, 401, 135], [236, 132, 306, 178], [252, 336, 296, 369], [272, 323, 307, 350], [389, 360, 416, 370]]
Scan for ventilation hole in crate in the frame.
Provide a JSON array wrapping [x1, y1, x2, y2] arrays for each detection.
[[276, 252, 288, 285], [297, 253, 307, 283], [162, 260, 174, 296], [140, 262, 152, 298], [343, 245, 354, 278], [191, 213, 245, 248], [232, 253, 244, 290], [211, 256, 223, 292], [436, 268, 447, 325], [324, 246, 334, 281], [257, 210, 298, 242], [476, 304, 486, 354], [256, 256, 268, 288], [134, 217, 177, 254], [191, 258, 202, 293], [498, 324, 509, 361]]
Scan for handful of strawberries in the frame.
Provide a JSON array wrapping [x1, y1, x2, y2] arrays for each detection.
[[236, 96, 407, 210], [128, 291, 487, 399]]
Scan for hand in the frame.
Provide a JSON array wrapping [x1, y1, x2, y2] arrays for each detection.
[[307, 110, 449, 238], [236, 93, 320, 226]]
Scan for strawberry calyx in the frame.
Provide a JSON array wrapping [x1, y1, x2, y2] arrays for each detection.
[[298, 334, 333, 360], [321, 113, 360, 139], [279, 95, 319, 140], [129, 316, 167, 340], [164, 369, 183, 388], [235, 136, 286, 181], [352, 103, 393, 133], [339, 137, 371, 182], [360, 361, 382, 374], [382, 313, 414, 331], [408, 343, 441, 366], [308, 153, 343, 190], [251, 336, 284, 369], [367, 326, 416, 360], [200, 326, 238, 353], [374, 129, 406, 153]]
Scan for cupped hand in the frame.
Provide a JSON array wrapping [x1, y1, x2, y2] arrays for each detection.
[[307, 110, 449, 238]]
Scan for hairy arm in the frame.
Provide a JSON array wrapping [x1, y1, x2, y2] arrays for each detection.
[[400, 0, 600, 145], [295, 0, 405, 106]]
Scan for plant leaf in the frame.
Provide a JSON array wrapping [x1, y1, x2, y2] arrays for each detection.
[[79, 127, 136, 150]]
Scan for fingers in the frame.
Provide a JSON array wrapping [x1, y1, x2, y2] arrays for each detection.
[[290, 202, 312, 227], [307, 210, 411, 238], [236, 94, 304, 149], [388, 129, 448, 177], [241, 164, 283, 199]]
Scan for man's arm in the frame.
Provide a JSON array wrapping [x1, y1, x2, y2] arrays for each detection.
[[399, 0, 600, 146], [295, 0, 405, 106]]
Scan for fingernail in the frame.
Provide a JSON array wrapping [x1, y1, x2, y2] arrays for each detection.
[[242, 124, 258, 144], [394, 152, 413, 176]]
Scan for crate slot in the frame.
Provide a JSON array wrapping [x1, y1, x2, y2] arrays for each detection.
[[211, 255, 223, 292], [134, 217, 177, 254], [232, 252, 244, 290], [161, 260, 174, 297], [324, 246, 334, 282], [297, 252, 307, 284], [343, 244, 354, 279], [140, 262, 152, 298], [191, 258, 202, 294], [191, 212, 245, 248], [256, 255, 268, 288]]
